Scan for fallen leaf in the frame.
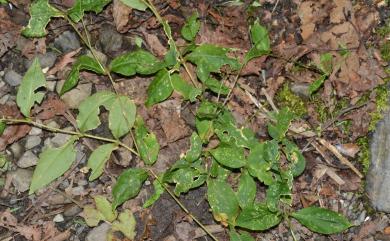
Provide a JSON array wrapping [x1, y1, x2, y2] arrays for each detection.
[[33, 94, 67, 120], [113, 0, 132, 33], [48, 48, 81, 75], [0, 8, 21, 58]]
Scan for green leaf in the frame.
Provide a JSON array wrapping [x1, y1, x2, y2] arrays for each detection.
[[283, 139, 306, 177], [111, 210, 137, 239], [107, 96, 136, 139], [133, 116, 160, 165], [236, 203, 282, 231], [143, 179, 164, 208], [22, 0, 63, 37], [112, 168, 148, 209], [68, 0, 112, 22], [109, 49, 164, 76], [319, 53, 333, 75], [29, 136, 78, 194], [16, 57, 46, 117], [196, 101, 219, 119], [146, 69, 174, 107], [186, 44, 240, 94], [185, 132, 202, 162], [195, 118, 214, 143], [87, 143, 117, 181], [266, 181, 291, 212], [237, 171, 256, 209], [308, 74, 327, 96], [210, 158, 231, 180], [291, 207, 352, 234], [247, 143, 274, 185], [76, 91, 116, 132], [210, 143, 246, 168], [268, 107, 295, 141], [229, 230, 255, 241], [207, 179, 239, 225], [203, 77, 230, 95], [60, 55, 105, 95], [0, 121, 6, 135], [119, 0, 147, 11], [181, 12, 200, 42], [82, 205, 104, 227], [94, 195, 117, 222], [171, 74, 201, 102], [244, 20, 271, 63]]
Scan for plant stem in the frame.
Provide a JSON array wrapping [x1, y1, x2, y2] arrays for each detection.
[[222, 64, 244, 107], [0, 118, 139, 156]]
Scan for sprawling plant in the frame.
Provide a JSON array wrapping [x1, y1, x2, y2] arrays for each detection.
[[0, 0, 352, 240]]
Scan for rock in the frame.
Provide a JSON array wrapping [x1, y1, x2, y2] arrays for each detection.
[[86, 49, 107, 65], [17, 150, 38, 168], [10, 142, 24, 159], [367, 110, 390, 212], [4, 69, 22, 86], [54, 31, 80, 53], [99, 24, 123, 55], [46, 81, 56, 92], [29, 127, 42, 136], [53, 214, 64, 222], [85, 223, 111, 241], [0, 94, 10, 105], [25, 52, 57, 69], [25, 135, 41, 150], [290, 83, 310, 98], [64, 204, 82, 217], [44, 129, 72, 149], [60, 83, 92, 109], [10, 168, 33, 192]]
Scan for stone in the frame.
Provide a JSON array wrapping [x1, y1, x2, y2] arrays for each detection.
[[64, 204, 82, 217], [25, 52, 57, 69], [99, 24, 123, 55], [85, 223, 111, 241], [367, 110, 390, 212], [25, 135, 41, 149], [46, 81, 56, 92], [54, 31, 80, 53], [0, 94, 9, 105], [4, 69, 22, 86], [10, 168, 33, 192], [60, 83, 92, 109], [10, 142, 24, 160], [53, 214, 64, 222], [290, 83, 310, 98], [29, 127, 42, 136], [17, 150, 38, 168]]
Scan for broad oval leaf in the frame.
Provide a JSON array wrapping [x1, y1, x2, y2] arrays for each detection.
[[210, 143, 246, 168], [237, 171, 256, 209], [87, 143, 118, 181], [109, 49, 164, 76], [171, 74, 201, 102], [185, 132, 202, 162], [16, 57, 46, 117], [229, 230, 255, 241], [247, 143, 273, 185], [236, 203, 282, 231], [29, 136, 78, 194], [60, 55, 105, 95], [134, 116, 160, 165], [145, 69, 174, 107], [291, 207, 352, 234], [112, 168, 148, 209], [94, 195, 117, 222], [76, 91, 116, 132], [68, 0, 112, 22], [107, 96, 136, 139], [207, 179, 239, 226], [244, 20, 270, 63], [181, 11, 200, 42], [22, 0, 63, 37], [119, 0, 147, 11]]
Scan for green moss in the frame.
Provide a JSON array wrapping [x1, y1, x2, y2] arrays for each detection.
[[275, 84, 307, 117], [369, 85, 390, 131], [380, 41, 390, 62], [356, 137, 370, 174]]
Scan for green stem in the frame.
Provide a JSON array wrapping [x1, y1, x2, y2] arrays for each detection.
[[0, 118, 138, 156]]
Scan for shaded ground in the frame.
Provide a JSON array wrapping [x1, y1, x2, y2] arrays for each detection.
[[1, 0, 390, 240]]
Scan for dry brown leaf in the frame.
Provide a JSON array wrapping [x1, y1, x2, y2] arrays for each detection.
[[0, 8, 21, 58], [48, 48, 81, 75], [335, 143, 360, 158], [140, 28, 167, 57], [113, 0, 132, 33], [34, 94, 67, 120]]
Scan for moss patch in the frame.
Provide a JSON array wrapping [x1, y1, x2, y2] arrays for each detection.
[[275, 83, 307, 117], [369, 85, 390, 131], [356, 137, 370, 174]]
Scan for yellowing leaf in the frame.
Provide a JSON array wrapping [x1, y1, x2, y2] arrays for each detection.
[[94, 195, 117, 222], [82, 205, 104, 227], [29, 136, 78, 194], [87, 143, 117, 181], [111, 209, 137, 239], [16, 57, 46, 117], [22, 0, 63, 37]]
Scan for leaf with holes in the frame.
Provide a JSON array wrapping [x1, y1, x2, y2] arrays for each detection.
[[181, 11, 200, 42], [60, 55, 105, 95], [16, 57, 46, 117], [236, 203, 282, 231], [68, 0, 112, 22], [112, 168, 148, 209], [87, 143, 118, 181], [22, 0, 63, 37], [76, 91, 116, 132], [145, 69, 173, 107], [133, 116, 160, 165], [291, 207, 352, 234], [109, 49, 164, 76], [207, 179, 240, 226], [107, 96, 136, 139], [29, 136, 78, 194]]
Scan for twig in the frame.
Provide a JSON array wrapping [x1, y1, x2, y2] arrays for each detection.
[[261, 88, 279, 112]]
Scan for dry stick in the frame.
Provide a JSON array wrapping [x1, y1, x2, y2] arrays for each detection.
[[222, 65, 244, 107]]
